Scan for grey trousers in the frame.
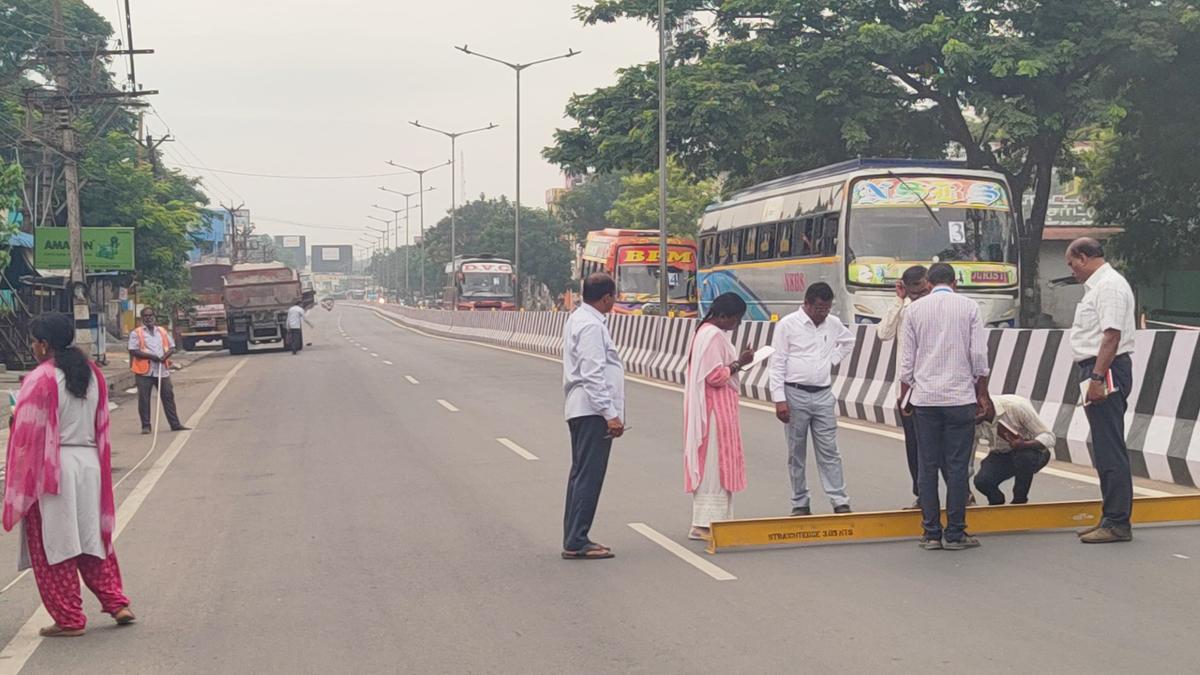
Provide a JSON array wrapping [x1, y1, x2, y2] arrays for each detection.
[[784, 386, 849, 508]]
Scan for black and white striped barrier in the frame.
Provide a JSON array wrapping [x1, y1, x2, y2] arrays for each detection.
[[370, 305, 1199, 487]]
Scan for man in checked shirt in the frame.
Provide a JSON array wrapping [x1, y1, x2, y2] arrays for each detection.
[[900, 263, 993, 551]]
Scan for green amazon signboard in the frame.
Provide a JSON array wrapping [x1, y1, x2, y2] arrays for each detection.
[[34, 227, 135, 271]]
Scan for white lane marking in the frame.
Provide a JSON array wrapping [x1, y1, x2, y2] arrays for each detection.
[[627, 523, 736, 581], [1174, 554, 1191, 560], [497, 438, 539, 461], [405, 375, 419, 384], [370, 353, 379, 358], [370, 310, 1179, 498], [0, 358, 250, 674], [383, 360, 394, 366], [360, 347, 369, 352], [437, 399, 459, 412]]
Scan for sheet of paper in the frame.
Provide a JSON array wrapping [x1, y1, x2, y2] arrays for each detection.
[[746, 345, 775, 370]]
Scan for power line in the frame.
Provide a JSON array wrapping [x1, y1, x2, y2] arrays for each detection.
[[161, 163, 416, 181]]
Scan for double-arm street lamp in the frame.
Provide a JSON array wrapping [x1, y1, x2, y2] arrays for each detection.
[[409, 120, 498, 302], [384, 160, 450, 301], [366, 220, 391, 292], [378, 185, 437, 302], [456, 44, 580, 307]]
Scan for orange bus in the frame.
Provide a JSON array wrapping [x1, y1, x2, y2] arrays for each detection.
[[578, 229, 699, 317]]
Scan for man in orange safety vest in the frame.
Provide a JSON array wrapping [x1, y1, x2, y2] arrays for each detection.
[[128, 307, 187, 434]]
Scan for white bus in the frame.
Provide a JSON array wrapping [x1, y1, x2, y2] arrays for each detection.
[[697, 159, 1020, 326]]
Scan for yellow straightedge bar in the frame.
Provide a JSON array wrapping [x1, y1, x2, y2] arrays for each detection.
[[707, 495, 1200, 553]]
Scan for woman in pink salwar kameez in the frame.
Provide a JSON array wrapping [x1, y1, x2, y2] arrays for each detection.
[[3, 313, 135, 637], [683, 293, 753, 540]]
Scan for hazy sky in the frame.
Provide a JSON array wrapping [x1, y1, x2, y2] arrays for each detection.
[[87, 1, 655, 251]]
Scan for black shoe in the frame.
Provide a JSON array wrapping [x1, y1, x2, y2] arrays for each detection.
[[141, 427, 151, 435], [790, 506, 812, 516], [944, 534, 981, 550], [169, 426, 191, 432], [919, 537, 943, 551], [833, 504, 852, 514]]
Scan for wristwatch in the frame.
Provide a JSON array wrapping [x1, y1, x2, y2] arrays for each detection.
[[1089, 372, 1106, 383]]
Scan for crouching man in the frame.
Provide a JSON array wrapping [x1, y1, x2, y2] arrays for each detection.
[[973, 394, 1056, 505]]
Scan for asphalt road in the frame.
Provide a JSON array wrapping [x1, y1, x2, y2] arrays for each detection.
[[1, 305, 1197, 674]]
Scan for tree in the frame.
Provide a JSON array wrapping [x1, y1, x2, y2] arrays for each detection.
[[554, 0, 1182, 325], [555, 172, 626, 242], [605, 160, 717, 237], [1083, 13, 1200, 287]]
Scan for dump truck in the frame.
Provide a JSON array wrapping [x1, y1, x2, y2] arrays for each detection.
[[223, 262, 302, 355]]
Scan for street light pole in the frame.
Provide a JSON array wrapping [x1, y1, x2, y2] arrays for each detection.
[[456, 44, 580, 308], [657, 0, 670, 315], [386, 161, 450, 303], [379, 185, 436, 303], [367, 220, 391, 293], [410, 120, 498, 309], [372, 205, 405, 303]]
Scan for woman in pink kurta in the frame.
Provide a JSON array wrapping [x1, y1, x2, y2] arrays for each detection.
[[683, 293, 753, 540], [3, 313, 134, 637]]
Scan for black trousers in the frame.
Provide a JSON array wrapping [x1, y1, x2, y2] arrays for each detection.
[[1079, 354, 1134, 529], [136, 374, 182, 430], [914, 404, 976, 541], [900, 409, 920, 497], [288, 328, 302, 354], [974, 448, 1051, 505], [563, 416, 613, 551]]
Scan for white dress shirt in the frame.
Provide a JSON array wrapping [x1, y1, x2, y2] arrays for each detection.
[[127, 325, 174, 378], [287, 305, 307, 330], [768, 309, 855, 402], [1070, 262, 1136, 362], [563, 303, 625, 421], [974, 394, 1056, 455], [876, 296, 911, 356], [899, 286, 990, 407]]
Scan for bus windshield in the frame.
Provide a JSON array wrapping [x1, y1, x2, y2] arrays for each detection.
[[617, 265, 695, 301], [461, 272, 513, 298], [846, 176, 1017, 287]]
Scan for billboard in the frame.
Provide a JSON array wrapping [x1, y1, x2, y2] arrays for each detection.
[[34, 227, 135, 270], [311, 245, 353, 273], [273, 234, 307, 269]]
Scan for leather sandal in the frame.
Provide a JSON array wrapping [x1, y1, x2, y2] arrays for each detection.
[[39, 624, 85, 637], [114, 607, 136, 625]]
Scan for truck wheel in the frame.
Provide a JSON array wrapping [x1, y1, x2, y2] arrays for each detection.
[[229, 340, 249, 355], [182, 338, 197, 352]]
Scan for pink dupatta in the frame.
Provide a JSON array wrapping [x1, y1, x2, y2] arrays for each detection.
[[683, 322, 746, 493], [2, 360, 116, 556]]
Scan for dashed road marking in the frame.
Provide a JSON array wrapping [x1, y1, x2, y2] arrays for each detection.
[[497, 438, 539, 461], [1174, 554, 1191, 560], [370, 352, 379, 357], [383, 360, 394, 366], [360, 347, 369, 352], [627, 523, 736, 581], [436, 399, 459, 412], [405, 375, 419, 384]]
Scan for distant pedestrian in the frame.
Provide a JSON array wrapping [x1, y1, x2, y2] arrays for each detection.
[[129, 308, 187, 434], [876, 264, 931, 508], [561, 272, 625, 560], [286, 300, 313, 355], [3, 313, 135, 636], [1066, 237, 1137, 544], [683, 292, 753, 540], [973, 394, 1055, 505], [769, 282, 856, 515], [900, 263, 992, 551]]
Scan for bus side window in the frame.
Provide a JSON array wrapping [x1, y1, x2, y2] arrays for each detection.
[[798, 218, 814, 256], [741, 226, 757, 261], [822, 213, 840, 255], [777, 221, 793, 258], [718, 232, 731, 265], [699, 235, 711, 267], [759, 224, 776, 260]]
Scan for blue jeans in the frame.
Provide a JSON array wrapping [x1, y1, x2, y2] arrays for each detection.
[[914, 404, 976, 541]]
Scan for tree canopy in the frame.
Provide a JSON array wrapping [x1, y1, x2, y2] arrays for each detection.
[[550, 0, 1186, 323], [605, 161, 717, 237]]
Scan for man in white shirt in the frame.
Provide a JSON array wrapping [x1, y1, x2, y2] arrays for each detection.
[[876, 264, 931, 506], [972, 394, 1056, 505], [900, 263, 992, 550], [1067, 237, 1137, 544], [561, 273, 625, 560], [286, 301, 313, 355], [128, 308, 187, 434], [769, 282, 855, 515]]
